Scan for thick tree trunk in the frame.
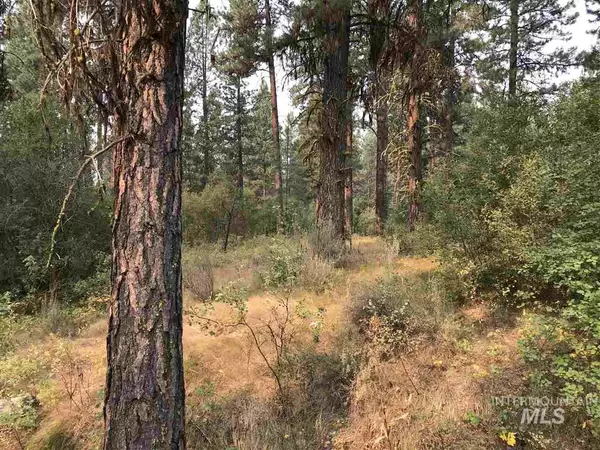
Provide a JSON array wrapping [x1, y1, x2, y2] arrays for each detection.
[[318, 0, 350, 240], [407, 91, 421, 231], [509, 0, 518, 98], [104, 0, 187, 448], [344, 114, 353, 242], [265, 0, 285, 234]]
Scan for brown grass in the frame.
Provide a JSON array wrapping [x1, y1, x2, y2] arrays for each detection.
[[1, 236, 538, 450]]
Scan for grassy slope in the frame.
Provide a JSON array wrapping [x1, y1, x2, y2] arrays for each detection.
[[0, 237, 546, 449]]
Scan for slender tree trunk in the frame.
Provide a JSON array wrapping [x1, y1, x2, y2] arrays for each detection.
[[440, 3, 455, 163], [285, 122, 291, 209], [265, 0, 285, 234], [374, 69, 389, 234], [407, 1, 422, 232], [509, 0, 518, 98], [318, 0, 350, 241], [235, 77, 244, 191], [344, 113, 353, 243], [104, 0, 187, 447], [369, 0, 391, 234], [407, 92, 421, 231], [393, 154, 402, 208], [200, 15, 210, 190]]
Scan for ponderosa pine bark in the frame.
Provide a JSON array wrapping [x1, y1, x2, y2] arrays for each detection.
[[265, 0, 285, 234], [104, 0, 187, 447], [344, 111, 353, 242], [407, 0, 422, 232], [318, 0, 350, 240]]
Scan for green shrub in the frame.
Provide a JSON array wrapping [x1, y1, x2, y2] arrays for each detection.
[[348, 275, 410, 350], [519, 292, 600, 434]]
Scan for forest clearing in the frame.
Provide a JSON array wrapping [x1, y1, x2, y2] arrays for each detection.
[[1, 0, 599, 448], [2, 235, 582, 449]]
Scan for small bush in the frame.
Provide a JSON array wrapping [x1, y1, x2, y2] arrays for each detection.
[[186, 349, 358, 450], [519, 292, 600, 435], [183, 257, 214, 301], [348, 275, 410, 351], [0, 395, 40, 430], [299, 256, 337, 293], [260, 240, 303, 290]]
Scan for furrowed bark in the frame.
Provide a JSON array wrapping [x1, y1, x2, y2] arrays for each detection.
[[407, 0, 422, 232], [407, 92, 421, 232], [104, 0, 187, 447], [318, 0, 350, 240], [344, 112, 353, 242]]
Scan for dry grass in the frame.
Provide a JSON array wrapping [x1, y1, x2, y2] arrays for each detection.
[[1, 235, 556, 450], [334, 300, 527, 450]]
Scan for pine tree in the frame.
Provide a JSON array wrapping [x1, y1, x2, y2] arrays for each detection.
[[30, 0, 188, 446], [185, 2, 220, 191], [477, 0, 578, 97], [317, 0, 351, 241]]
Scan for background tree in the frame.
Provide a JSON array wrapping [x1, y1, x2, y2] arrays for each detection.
[[476, 0, 578, 97]]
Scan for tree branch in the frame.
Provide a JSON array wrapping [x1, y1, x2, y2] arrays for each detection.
[[46, 135, 132, 270]]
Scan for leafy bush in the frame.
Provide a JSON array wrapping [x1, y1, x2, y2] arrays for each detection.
[[0, 93, 111, 305], [260, 241, 303, 290], [348, 275, 410, 350], [519, 292, 600, 434], [183, 172, 279, 246], [425, 82, 600, 305], [183, 256, 214, 301]]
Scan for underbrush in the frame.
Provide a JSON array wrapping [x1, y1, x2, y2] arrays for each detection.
[[186, 346, 360, 449], [183, 234, 392, 300], [348, 271, 456, 355], [0, 301, 104, 359]]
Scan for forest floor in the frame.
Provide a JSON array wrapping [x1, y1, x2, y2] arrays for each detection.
[[0, 236, 570, 449]]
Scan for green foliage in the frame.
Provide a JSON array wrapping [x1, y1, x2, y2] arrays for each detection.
[[260, 241, 303, 290], [427, 80, 600, 439], [348, 275, 410, 350], [0, 395, 40, 430], [0, 18, 111, 306], [426, 82, 600, 304], [519, 292, 600, 433], [183, 172, 279, 246]]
